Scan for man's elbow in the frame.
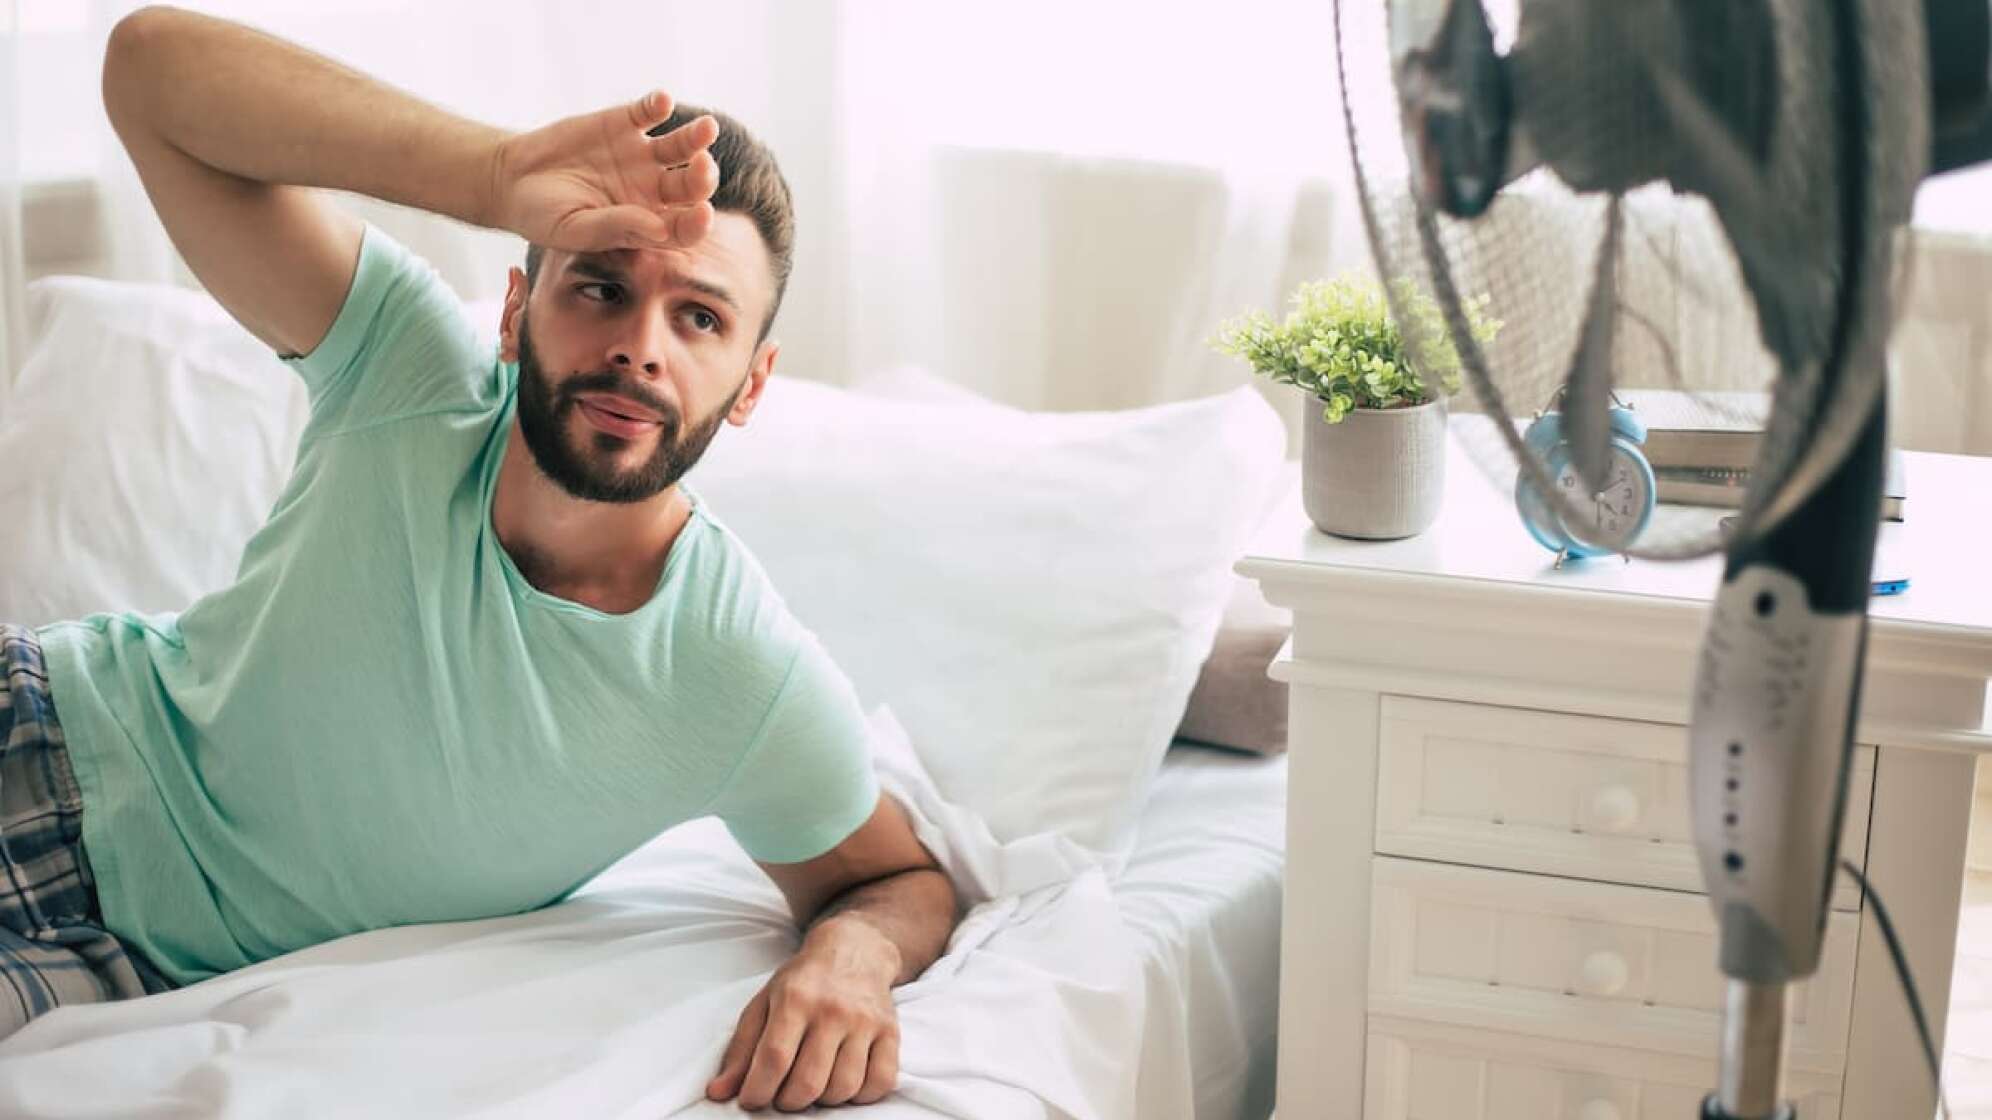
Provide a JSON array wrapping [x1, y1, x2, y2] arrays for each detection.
[[102, 6, 181, 129]]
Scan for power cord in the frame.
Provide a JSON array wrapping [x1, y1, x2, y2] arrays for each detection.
[[1839, 857, 1952, 1120]]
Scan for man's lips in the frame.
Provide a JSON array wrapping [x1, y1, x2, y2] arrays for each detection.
[[576, 392, 664, 423], [575, 397, 664, 439]]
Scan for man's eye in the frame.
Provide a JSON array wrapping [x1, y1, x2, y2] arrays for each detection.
[[577, 282, 622, 303], [685, 307, 720, 333]]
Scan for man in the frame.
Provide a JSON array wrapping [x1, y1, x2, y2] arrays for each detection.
[[0, 5, 959, 1112]]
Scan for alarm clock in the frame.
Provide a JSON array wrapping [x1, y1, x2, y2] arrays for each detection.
[[1513, 395, 1657, 565]]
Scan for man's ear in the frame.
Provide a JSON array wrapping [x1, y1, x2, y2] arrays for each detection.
[[498, 266, 529, 363], [727, 340, 779, 426]]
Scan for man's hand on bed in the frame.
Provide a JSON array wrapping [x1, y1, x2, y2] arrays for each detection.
[[708, 794, 961, 1111], [708, 918, 901, 1110]]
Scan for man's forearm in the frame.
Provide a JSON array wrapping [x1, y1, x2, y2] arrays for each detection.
[[805, 868, 959, 987], [103, 6, 505, 227]]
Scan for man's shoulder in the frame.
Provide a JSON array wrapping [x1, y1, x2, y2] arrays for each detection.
[[288, 224, 508, 439], [668, 501, 808, 667]]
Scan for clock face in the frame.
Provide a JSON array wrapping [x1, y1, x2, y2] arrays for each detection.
[[1554, 445, 1653, 550]]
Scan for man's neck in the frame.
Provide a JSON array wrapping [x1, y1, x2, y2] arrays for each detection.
[[490, 419, 693, 615]]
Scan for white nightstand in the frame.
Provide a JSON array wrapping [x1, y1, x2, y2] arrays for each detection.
[[1240, 432, 1992, 1120]]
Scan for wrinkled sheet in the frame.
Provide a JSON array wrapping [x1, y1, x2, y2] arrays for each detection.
[[0, 712, 1285, 1120], [1120, 745, 1285, 1120]]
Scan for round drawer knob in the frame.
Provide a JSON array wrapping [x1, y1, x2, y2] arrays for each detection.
[[1589, 785, 1642, 832], [1579, 950, 1630, 997], [1578, 1100, 1624, 1120]]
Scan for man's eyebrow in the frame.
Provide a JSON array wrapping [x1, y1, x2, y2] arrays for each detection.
[[682, 277, 741, 313], [565, 252, 741, 314], [567, 254, 628, 281]]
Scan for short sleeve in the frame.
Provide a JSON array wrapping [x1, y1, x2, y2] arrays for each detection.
[[282, 223, 497, 433], [710, 633, 881, 864]]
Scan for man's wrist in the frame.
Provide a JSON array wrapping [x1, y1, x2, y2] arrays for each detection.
[[802, 913, 903, 988], [432, 122, 509, 233], [474, 129, 517, 234]]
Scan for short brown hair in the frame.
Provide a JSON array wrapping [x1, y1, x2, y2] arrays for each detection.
[[523, 104, 794, 338]]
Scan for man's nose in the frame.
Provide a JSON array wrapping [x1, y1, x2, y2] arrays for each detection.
[[607, 312, 670, 376]]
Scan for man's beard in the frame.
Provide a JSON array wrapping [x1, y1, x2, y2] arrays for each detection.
[[513, 316, 740, 504]]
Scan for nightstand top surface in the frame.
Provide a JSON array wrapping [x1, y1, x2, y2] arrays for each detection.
[[1240, 428, 1992, 642]]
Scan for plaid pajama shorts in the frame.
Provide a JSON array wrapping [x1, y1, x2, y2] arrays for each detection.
[[0, 624, 174, 1039]]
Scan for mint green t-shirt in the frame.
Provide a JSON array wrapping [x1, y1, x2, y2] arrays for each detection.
[[36, 225, 879, 988]]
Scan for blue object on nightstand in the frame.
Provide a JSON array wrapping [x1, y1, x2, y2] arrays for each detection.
[[1513, 398, 1657, 566]]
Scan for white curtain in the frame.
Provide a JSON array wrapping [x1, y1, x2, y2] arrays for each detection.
[[0, 0, 24, 388], [834, 0, 1349, 411], [0, 0, 1353, 436], [7, 1, 1986, 449]]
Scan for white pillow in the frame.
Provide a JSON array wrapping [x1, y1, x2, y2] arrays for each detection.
[[688, 376, 1286, 856], [0, 277, 309, 626]]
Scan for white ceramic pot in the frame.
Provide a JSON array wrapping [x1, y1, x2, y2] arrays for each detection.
[[1301, 397, 1447, 540]]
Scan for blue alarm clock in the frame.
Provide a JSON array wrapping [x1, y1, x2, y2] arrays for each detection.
[[1513, 396, 1657, 565]]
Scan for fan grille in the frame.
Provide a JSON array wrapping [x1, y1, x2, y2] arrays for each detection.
[[1332, 0, 1928, 560]]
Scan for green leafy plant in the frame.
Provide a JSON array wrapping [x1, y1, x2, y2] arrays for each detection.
[[1214, 275, 1501, 423]]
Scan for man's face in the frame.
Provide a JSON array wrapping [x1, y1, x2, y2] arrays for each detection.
[[500, 213, 779, 504]]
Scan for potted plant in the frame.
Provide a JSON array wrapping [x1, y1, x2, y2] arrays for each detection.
[[1215, 275, 1499, 540]]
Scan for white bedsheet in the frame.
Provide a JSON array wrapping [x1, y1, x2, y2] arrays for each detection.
[[0, 713, 1285, 1120], [1120, 745, 1285, 1120]]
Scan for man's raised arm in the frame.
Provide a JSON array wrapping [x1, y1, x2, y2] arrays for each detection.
[[101, 5, 718, 357]]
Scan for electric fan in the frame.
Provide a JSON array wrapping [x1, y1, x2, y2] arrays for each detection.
[[1330, 1, 1992, 1117]]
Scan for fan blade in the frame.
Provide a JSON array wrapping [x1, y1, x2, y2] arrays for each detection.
[[1648, 63, 1820, 373], [1562, 194, 1624, 498]]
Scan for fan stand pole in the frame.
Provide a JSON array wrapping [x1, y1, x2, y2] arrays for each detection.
[[1693, 398, 1890, 1120], [1702, 980, 1796, 1120]]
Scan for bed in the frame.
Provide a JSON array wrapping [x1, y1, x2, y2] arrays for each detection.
[[0, 265, 1292, 1119], [0, 738, 1284, 1119]]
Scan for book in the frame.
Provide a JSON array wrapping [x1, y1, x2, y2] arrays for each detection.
[[1653, 451, 1907, 521], [1653, 465, 1751, 507], [1617, 388, 1771, 471]]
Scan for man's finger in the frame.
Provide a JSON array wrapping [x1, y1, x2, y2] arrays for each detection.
[[658, 152, 719, 206], [661, 201, 714, 246], [853, 1028, 900, 1105], [552, 205, 670, 252], [818, 1033, 874, 1107], [773, 1025, 845, 1112], [706, 990, 769, 1102], [735, 1003, 808, 1111], [625, 89, 676, 131], [647, 114, 720, 165], [549, 202, 710, 253]]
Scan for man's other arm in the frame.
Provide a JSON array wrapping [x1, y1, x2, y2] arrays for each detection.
[[710, 794, 960, 1111], [101, 6, 717, 360]]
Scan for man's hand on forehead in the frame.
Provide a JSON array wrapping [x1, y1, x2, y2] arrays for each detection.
[[490, 91, 720, 254]]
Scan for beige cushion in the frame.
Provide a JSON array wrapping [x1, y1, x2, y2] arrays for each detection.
[[1174, 476, 1295, 756], [1174, 617, 1289, 756]]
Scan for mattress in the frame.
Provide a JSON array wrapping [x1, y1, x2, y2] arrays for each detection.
[[0, 734, 1288, 1120], [1118, 743, 1287, 1120]]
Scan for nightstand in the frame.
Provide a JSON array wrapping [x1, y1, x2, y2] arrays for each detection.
[[1240, 431, 1992, 1120]]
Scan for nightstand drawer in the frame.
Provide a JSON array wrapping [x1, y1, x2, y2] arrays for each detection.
[[1364, 1016, 1843, 1120], [1374, 696, 1873, 910], [1368, 858, 1858, 1074]]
